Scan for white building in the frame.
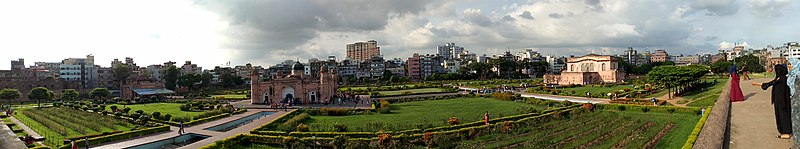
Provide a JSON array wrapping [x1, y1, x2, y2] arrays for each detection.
[[59, 55, 97, 88], [180, 61, 202, 75], [437, 43, 464, 59], [787, 42, 800, 59], [546, 55, 566, 74]]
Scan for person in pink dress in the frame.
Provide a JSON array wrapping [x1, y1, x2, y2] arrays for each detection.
[[729, 66, 745, 102]]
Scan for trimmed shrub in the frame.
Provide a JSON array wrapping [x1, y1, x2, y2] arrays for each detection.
[[333, 123, 348, 132], [296, 124, 310, 132], [122, 107, 131, 114], [447, 117, 460, 126], [152, 112, 161, 120], [135, 110, 144, 114], [162, 114, 172, 121]]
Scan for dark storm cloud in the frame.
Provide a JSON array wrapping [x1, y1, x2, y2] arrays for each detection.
[[192, 0, 433, 65], [518, 11, 534, 20]]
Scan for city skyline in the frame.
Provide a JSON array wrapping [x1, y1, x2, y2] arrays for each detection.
[[2, 0, 799, 70]]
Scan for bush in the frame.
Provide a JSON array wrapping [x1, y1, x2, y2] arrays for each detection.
[[122, 107, 131, 114], [380, 100, 390, 109], [163, 114, 172, 121], [447, 117, 460, 126], [171, 116, 191, 122], [333, 123, 348, 132], [110, 105, 118, 112], [280, 113, 311, 132], [130, 113, 141, 119], [296, 124, 310, 132], [180, 104, 191, 111], [194, 110, 224, 120], [152, 112, 162, 119], [135, 110, 144, 114], [57, 126, 170, 149]]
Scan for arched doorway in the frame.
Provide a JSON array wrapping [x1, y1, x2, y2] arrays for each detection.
[[262, 92, 270, 104], [281, 87, 295, 104], [309, 92, 317, 103]]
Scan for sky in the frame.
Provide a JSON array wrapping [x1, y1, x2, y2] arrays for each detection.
[[1, 0, 798, 70]]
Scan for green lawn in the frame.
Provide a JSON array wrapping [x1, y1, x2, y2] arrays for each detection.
[[686, 79, 728, 107], [338, 84, 417, 91], [305, 98, 542, 131], [557, 85, 634, 96], [377, 88, 447, 96], [231, 144, 282, 149], [105, 103, 205, 118]]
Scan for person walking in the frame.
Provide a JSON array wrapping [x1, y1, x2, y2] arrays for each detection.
[[178, 121, 185, 135], [729, 66, 745, 102], [759, 64, 793, 139], [484, 111, 490, 125]]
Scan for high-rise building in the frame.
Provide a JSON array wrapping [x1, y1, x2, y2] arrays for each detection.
[[787, 42, 800, 59], [59, 55, 97, 88], [346, 40, 381, 62], [437, 43, 464, 59], [180, 61, 202, 75]]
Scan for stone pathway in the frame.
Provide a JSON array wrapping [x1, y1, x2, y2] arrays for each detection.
[[729, 77, 792, 149], [9, 116, 43, 139], [92, 109, 292, 149], [0, 117, 27, 149]]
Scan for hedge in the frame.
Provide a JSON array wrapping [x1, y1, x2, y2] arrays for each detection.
[[251, 110, 300, 132], [199, 134, 248, 149], [595, 104, 701, 114], [369, 88, 459, 98], [682, 107, 712, 149], [58, 125, 170, 149], [289, 132, 378, 138]]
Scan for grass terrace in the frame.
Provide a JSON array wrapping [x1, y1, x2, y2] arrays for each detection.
[[105, 103, 205, 118], [338, 84, 418, 91], [684, 79, 728, 107], [557, 85, 634, 96], [14, 107, 136, 147], [210, 94, 248, 99], [376, 88, 449, 96], [305, 97, 544, 131]]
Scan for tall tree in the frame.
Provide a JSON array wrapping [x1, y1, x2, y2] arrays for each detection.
[[178, 73, 201, 91], [733, 54, 766, 73], [710, 60, 734, 75], [89, 88, 110, 101], [381, 70, 394, 81], [61, 89, 80, 101], [113, 63, 132, 89], [0, 88, 21, 106], [163, 65, 179, 90], [28, 87, 52, 107], [200, 72, 214, 88]]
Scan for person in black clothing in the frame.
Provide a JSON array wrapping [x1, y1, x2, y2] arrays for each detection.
[[761, 64, 792, 139]]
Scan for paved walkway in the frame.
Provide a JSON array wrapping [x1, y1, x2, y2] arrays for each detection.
[[0, 117, 27, 149], [9, 116, 43, 139], [93, 109, 292, 149], [729, 77, 792, 149]]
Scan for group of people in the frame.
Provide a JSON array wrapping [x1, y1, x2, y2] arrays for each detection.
[[729, 62, 796, 140]]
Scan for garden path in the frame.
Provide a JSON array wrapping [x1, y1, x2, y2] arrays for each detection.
[[8, 116, 43, 139], [92, 109, 292, 149], [0, 118, 27, 149], [457, 86, 610, 104], [658, 94, 687, 107], [728, 77, 792, 149]]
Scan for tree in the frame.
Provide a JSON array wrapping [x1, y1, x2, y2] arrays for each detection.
[[733, 54, 766, 73], [200, 72, 214, 88], [178, 73, 201, 91], [462, 62, 493, 80], [89, 88, 110, 101], [28, 87, 53, 107], [61, 89, 80, 101], [381, 70, 394, 81], [0, 88, 21, 106], [710, 61, 734, 75], [163, 65, 179, 90], [113, 63, 133, 89]]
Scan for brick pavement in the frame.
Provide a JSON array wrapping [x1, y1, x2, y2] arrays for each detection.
[[728, 77, 792, 149]]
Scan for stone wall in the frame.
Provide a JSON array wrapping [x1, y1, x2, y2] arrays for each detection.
[[694, 78, 731, 148]]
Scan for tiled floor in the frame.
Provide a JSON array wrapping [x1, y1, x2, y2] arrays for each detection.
[[92, 109, 292, 149]]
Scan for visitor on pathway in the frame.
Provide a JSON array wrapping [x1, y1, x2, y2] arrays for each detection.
[[484, 111, 490, 125], [585, 91, 591, 98], [739, 65, 751, 80], [179, 121, 185, 135], [651, 98, 657, 106], [729, 66, 745, 102], [759, 64, 793, 139]]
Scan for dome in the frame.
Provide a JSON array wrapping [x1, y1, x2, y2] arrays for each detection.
[[292, 62, 304, 70]]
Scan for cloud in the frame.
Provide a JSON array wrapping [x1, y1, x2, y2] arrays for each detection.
[[548, 13, 565, 19], [518, 11, 534, 20], [689, 0, 741, 16], [748, 0, 791, 17], [462, 8, 494, 27]]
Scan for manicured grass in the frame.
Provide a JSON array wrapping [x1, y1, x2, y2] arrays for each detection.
[[457, 110, 700, 148], [211, 94, 248, 99], [750, 72, 775, 78], [377, 88, 448, 96], [557, 85, 634, 96], [686, 79, 727, 107], [106, 103, 205, 118], [338, 84, 417, 91], [305, 98, 542, 131]]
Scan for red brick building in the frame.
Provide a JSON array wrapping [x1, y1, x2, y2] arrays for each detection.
[[250, 62, 337, 104]]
